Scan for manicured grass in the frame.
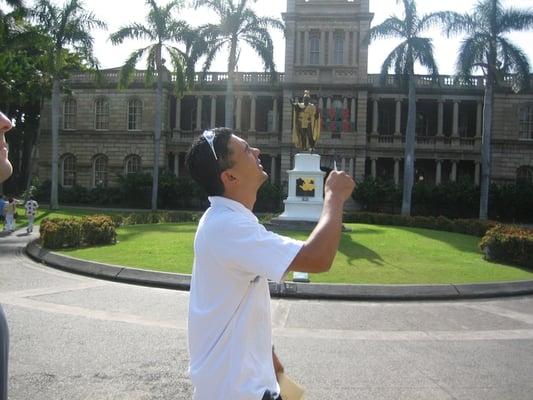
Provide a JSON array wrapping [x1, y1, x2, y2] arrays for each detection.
[[58, 222, 533, 284]]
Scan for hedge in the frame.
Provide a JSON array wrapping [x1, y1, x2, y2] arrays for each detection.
[[479, 225, 533, 269], [343, 212, 497, 237], [40, 215, 116, 249]]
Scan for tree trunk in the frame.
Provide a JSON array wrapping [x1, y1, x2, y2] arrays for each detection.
[[25, 96, 44, 197], [50, 78, 60, 209], [479, 81, 493, 220], [401, 73, 417, 216], [151, 52, 163, 212], [225, 39, 238, 129]]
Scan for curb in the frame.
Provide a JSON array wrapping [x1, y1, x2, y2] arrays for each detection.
[[26, 240, 533, 301]]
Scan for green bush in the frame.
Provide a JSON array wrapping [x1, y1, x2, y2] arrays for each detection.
[[40, 215, 117, 249], [81, 215, 117, 245], [255, 182, 284, 213], [40, 218, 83, 249], [480, 225, 533, 269], [343, 212, 496, 237]]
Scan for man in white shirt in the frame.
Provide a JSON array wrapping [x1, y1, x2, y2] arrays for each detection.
[[186, 128, 355, 400]]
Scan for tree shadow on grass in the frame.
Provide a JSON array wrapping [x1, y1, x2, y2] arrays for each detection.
[[395, 226, 481, 254]]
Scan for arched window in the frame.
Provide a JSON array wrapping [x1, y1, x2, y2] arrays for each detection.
[[93, 155, 108, 187], [125, 155, 141, 175], [309, 30, 320, 65], [517, 166, 533, 183], [128, 99, 143, 131], [95, 98, 110, 130], [63, 98, 77, 130], [61, 154, 76, 187], [334, 31, 344, 65]]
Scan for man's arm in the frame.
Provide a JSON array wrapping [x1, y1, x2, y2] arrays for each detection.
[[287, 170, 355, 274]]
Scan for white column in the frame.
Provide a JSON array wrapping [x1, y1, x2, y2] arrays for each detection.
[[452, 101, 459, 137], [250, 95, 256, 132], [175, 98, 181, 130], [450, 161, 457, 182], [320, 30, 326, 65], [436, 159, 442, 185], [272, 97, 278, 132], [350, 97, 356, 126], [343, 30, 349, 65], [304, 30, 310, 64], [395, 99, 402, 135], [476, 101, 483, 137], [270, 155, 277, 183], [371, 158, 377, 179], [349, 158, 354, 178], [437, 100, 444, 136], [372, 98, 379, 134], [341, 157, 346, 172], [196, 95, 202, 131], [236, 96, 242, 131], [210, 96, 217, 128], [318, 97, 324, 110], [295, 30, 301, 66], [475, 162, 480, 186], [343, 97, 348, 110], [326, 97, 332, 110], [329, 30, 334, 65], [394, 158, 400, 186]]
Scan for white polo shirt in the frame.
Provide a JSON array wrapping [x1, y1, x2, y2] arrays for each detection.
[[188, 196, 304, 400]]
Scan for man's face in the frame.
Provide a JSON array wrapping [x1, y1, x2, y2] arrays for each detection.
[[225, 135, 268, 192], [0, 112, 12, 183]]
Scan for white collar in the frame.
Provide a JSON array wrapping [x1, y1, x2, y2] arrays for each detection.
[[208, 196, 258, 222]]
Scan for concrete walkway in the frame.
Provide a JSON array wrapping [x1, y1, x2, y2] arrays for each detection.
[[3, 228, 533, 399]]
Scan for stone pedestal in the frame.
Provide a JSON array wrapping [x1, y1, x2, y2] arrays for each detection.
[[276, 153, 325, 222]]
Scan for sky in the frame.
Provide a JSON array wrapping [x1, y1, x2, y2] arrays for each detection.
[[54, 0, 533, 75]]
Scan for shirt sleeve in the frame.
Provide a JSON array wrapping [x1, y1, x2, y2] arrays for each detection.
[[213, 216, 304, 283]]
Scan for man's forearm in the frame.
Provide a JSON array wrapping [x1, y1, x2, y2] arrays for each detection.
[[288, 193, 345, 273]]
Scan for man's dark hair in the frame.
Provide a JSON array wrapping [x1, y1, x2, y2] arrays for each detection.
[[185, 128, 235, 196]]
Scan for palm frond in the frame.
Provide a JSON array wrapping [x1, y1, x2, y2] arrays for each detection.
[[109, 24, 155, 45], [366, 17, 405, 44], [379, 41, 408, 85], [499, 8, 533, 34], [497, 37, 531, 90], [454, 36, 486, 82]]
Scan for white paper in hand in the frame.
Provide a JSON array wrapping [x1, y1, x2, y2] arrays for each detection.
[[278, 372, 305, 400]]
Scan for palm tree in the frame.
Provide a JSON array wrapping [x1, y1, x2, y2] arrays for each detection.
[[31, 0, 106, 209], [110, 0, 204, 211], [193, 0, 284, 129], [367, 0, 440, 216], [441, 0, 533, 220]]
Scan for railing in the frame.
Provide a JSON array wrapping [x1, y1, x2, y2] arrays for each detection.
[[367, 74, 486, 89], [367, 134, 481, 149]]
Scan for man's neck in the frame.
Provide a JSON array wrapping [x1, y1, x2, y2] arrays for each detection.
[[222, 190, 257, 211]]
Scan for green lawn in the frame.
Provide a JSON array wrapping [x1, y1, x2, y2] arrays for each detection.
[[58, 222, 533, 284]]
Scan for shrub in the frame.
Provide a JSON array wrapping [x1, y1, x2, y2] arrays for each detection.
[[40, 218, 83, 249], [343, 212, 496, 237], [480, 225, 533, 269], [40, 215, 117, 249], [255, 182, 284, 213], [81, 215, 117, 245]]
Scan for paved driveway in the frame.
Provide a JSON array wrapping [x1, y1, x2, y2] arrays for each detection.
[[2, 230, 533, 399]]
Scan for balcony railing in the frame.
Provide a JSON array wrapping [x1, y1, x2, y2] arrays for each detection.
[[367, 134, 481, 149]]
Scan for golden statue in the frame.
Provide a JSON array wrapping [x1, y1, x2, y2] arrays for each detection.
[[291, 90, 321, 151]]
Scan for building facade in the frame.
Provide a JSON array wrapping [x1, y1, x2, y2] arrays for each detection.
[[37, 0, 533, 192]]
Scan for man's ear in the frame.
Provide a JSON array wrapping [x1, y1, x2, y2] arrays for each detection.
[[220, 170, 238, 187]]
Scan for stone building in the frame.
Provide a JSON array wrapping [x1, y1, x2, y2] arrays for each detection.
[[37, 0, 533, 192]]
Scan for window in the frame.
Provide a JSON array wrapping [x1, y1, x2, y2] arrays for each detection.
[[517, 166, 533, 183], [93, 155, 108, 187], [334, 31, 344, 65], [309, 30, 320, 65], [128, 99, 142, 130], [519, 104, 533, 139], [62, 155, 76, 187], [63, 98, 77, 130], [95, 98, 110, 130], [125, 155, 141, 175]]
